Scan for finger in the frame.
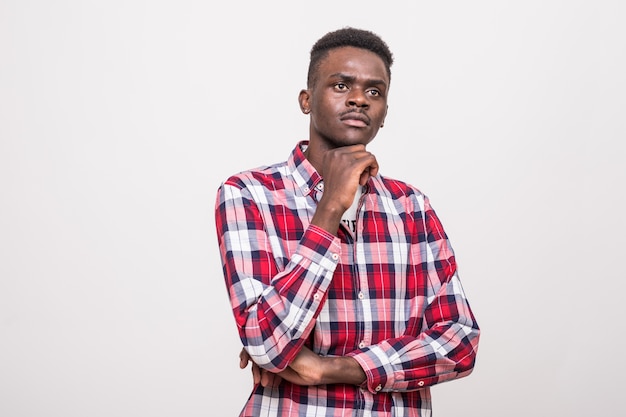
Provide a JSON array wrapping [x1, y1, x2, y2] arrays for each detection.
[[260, 369, 278, 387], [368, 157, 379, 177], [261, 369, 270, 387], [239, 349, 250, 369], [272, 374, 283, 387], [268, 373, 283, 388], [354, 153, 378, 184], [260, 370, 283, 388], [252, 364, 261, 385], [359, 167, 371, 186]]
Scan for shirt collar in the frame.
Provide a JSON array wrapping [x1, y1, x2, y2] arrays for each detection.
[[287, 140, 374, 197], [288, 141, 322, 197]]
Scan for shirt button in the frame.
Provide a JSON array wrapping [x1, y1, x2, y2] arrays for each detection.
[[304, 187, 310, 193], [358, 292, 364, 299], [375, 384, 382, 392], [359, 341, 366, 349], [418, 381, 425, 387], [331, 253, 339, 260], [313, 293, 320, 300]]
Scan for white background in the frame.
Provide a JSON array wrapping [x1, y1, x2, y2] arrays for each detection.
[[1, 1, 625, 416]]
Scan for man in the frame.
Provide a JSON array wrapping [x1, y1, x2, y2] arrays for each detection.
[[215, 27, 480, 416]]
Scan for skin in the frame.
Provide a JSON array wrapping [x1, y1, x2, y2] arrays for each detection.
[[240, 46, 391, 388]]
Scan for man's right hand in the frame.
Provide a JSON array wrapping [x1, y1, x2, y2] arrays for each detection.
[[310, 145, 378, 234], [239, 348, 284, 388]]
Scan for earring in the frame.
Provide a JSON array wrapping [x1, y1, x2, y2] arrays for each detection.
[[303, 108, 310, 114]]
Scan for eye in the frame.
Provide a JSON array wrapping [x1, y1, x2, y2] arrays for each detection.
[[335, 83, 348, 91], [368, 89, 381, 97]]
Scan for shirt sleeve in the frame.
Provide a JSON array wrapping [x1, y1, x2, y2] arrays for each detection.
[[215, 180, 342, 372], [347, 196, 480, 393]]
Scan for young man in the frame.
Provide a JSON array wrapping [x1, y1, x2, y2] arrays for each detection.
[[215, 27, 480, 416]]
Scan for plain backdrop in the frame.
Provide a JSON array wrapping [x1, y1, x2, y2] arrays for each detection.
[[1, 1, 625, 416]]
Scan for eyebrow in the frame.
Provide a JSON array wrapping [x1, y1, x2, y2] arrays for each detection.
[[329, 72, 388, 88]]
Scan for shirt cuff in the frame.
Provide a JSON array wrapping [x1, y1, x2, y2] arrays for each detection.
[[299, 224, 342, 268], [348, 343, 442, 393], [348, 345, 394, 394]]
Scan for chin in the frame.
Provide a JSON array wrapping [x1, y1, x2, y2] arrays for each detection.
[[334, 132, 376, 147], [343, 136, 375, 147]]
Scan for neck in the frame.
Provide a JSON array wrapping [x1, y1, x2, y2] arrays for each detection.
[[303, 139, 326, 176]]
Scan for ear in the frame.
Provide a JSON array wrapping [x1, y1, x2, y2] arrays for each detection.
[[298, 89, 311, 114], [380, 104, 388, 128]]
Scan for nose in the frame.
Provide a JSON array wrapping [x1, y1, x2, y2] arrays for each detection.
[[346, 88, 369, 108]]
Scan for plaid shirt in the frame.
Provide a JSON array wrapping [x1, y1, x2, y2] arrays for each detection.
[[215, 141, 480, 417]]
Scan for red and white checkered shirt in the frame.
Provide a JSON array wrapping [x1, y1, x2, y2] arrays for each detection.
[[215, 141, 480, 417]]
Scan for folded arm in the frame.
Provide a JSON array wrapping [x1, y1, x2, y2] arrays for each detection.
[[216, 180, 341, 372], [348, 198, 480, 393]]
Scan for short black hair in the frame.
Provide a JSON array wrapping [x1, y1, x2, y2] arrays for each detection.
[[307, 27, 394, 88]]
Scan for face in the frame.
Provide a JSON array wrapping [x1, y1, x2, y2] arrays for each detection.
[[299, 46, 389, 149]]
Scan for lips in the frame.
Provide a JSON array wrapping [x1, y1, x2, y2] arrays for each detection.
[[340, 111, 370, 127]]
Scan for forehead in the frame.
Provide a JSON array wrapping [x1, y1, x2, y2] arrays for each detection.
[[316, 46, 389, 83]]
